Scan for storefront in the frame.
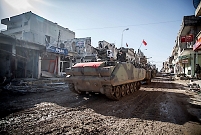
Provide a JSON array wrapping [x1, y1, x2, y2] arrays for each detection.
[[193, 36, 201, 51], [178, 49, 195, 77], [193, 35, 201, 75], [179, 55, 190, 75]]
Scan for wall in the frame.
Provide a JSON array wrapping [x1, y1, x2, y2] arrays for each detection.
[[41, 53, 58, 73], [127, 49, 135, 61], [28, 13, 75, 46], [0, 44, 12, 78], [1, 12, 77, 77], [2, 12, 75, 47], [15, 47, 39, 78]]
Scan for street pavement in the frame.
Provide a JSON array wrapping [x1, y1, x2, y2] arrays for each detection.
[[174, 78, 201, 122]]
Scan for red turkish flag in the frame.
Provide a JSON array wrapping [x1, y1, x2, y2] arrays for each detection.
[[142, 40, 147, 46]]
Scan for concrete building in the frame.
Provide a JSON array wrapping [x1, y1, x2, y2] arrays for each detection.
[[193, 0, 201, 68], [98, 40, 117, 59], [64, 37, 95, 63], [0, 33, 44, 79], [167, 1, 201, 77], [169, 15, 201, 77], [1, 11, 75, 45], [126, 48, 135, 62], [1, 11, 75, 77], [179, 15, 201, 77], [194, 0, 201, 17], [162, 61, 170, 73], [171, 38, 184, 74]]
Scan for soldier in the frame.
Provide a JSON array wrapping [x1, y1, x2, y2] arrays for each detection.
[[116, 51, 120, 61], [110, 57, 114, 61], [117, 50, 126, 62], [195, 64, 201, 79]]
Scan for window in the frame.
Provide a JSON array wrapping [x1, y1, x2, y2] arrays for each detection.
[[45, 35, 50, 43]]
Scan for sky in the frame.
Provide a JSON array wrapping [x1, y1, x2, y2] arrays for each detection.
[[0, 0, 196, 69]]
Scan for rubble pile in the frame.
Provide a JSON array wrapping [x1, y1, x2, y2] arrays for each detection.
[[0, 102, 187, 135], [0, 74, 201, 134], [187, 80, 201, 93], [1, 79, 68, 94]]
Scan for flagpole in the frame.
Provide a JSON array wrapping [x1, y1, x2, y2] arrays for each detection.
[[138, 40, 143, 58], [138, 42, 142, 50], [139, 39, 146, 50]]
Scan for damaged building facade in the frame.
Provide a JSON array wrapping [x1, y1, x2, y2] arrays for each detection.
[[0, 33, 44, 79], [1, 11, 75, 78], [171, 15, 201, 77], [165, 0, 201, 77], [65, 37, 94, 63], [0, 11, 146, 80], [97, 40, 137, 62]]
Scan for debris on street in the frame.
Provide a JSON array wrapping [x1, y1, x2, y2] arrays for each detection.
[[0, 74, 201, 134]]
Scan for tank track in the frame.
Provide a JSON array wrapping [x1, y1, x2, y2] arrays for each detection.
[[68, 83, 82, 94], [104, 81, 141, 100], [104, 85, 117, 100], [68, 81, 141, 100]]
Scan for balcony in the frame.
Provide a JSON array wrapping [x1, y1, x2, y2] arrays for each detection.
[[180, 49, 194, 58], [2, 27, 23, 35], [179, 15, 201, 37], [195, 1, 201, 16]]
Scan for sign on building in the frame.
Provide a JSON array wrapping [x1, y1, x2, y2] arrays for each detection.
[[107, 49, 113, 58], [76, 40, 85, 47], [45, 37, 68, 55], [182, 59, 189, 64], [180, 34, 194, 43], [193, 37, 201, 51]]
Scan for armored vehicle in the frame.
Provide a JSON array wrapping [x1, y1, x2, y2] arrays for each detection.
[[138, 56, 152, 84], [151, 67, 157, 78], [66, 61, 146, 100], [143, 64, 157, 84], [143, 70, 152, 84]]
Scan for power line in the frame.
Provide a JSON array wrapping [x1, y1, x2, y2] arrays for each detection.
[[73, 20, 181, 31]]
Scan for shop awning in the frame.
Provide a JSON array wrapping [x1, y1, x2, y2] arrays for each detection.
[[178, 49, 194, 64], [179, 49, 194, 58], [193, 37, 201, 51]]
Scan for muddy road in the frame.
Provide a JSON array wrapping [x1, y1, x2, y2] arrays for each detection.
[[0, 75, 201, 134]]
